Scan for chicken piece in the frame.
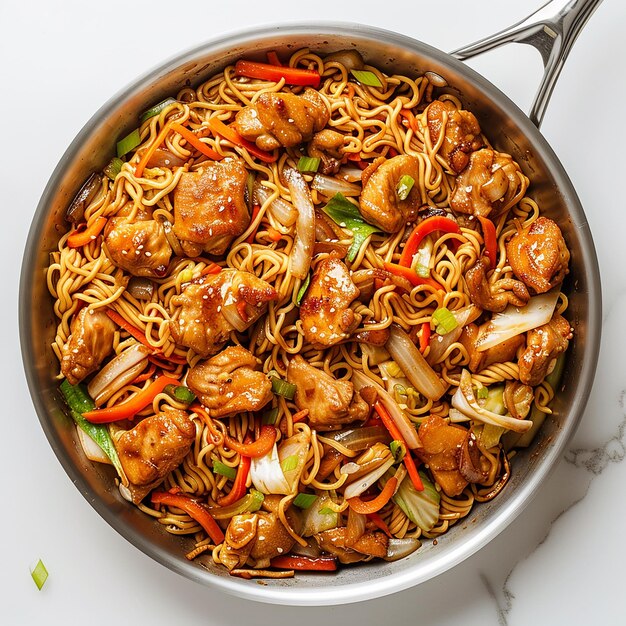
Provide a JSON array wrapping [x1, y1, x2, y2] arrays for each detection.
[[519, 313, 572, 386], [286, 355, 368, 429], [103, 216, 172, 278], [359, 154, 422, 233], [115, 407, 195, 503], [169, 269, 277, 357], [60, 307, 116, 385], [300, 256, 362, 348], [450, 149, 526, 218], [415, 415, 486, 497], [506, 217, 570, 294], [464, 256, 530, 312], [234, 88, 329, 151], [186, 345, 273, 418], [315, 527, 388, 563], [308, 129, 344, 174], [426, 100, 483, 173], [460, 322, 525, 374], [173, 160, 249, 257]]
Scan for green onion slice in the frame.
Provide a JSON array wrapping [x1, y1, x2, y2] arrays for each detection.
[[415, 263, 430, 278], [270, 376, 297, 400], [262, 407, 279, 425], [296, 273, 311, 305], [280, 454, 299, 473], [293, 493, 318, 509], [116, 128, 141, 158], [164, 384, 196, 405], [213, 460, 237, 480], [476, 386, 489, 400], [297, 156, 321, 173], [432, 307, 458, 335], [390, 440, 406, 463], [318, 506, 335, 515], [210, 490, 264, 519], [350, 69, 383, 88], [30, 559, 48, 590], [140, 97, 177, 124], [396, 174, 415, 201], [103, 157, 124, 180]]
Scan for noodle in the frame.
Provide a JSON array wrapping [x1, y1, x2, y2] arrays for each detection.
[[49, 47, 572, 575]]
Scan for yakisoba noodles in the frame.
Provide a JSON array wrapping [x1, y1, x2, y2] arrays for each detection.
[[48, 47, 573, 577]]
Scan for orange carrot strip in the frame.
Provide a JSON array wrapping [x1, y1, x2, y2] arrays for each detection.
[[200, 262, 223, 276], [403, 452, 424, 492], [208, 116, 277, 163], [266, 227, 282, 242], [367, 512, 392, 538], [216, 453, 252, 507], [291, 409, 309, 423], [347, 477, 398, 514], [224, 426, 277, 458], [170, 122, 223, 161], [67, 216, 107, 248], [235, 59, 320, 87], [105, 309, 154, 350], [383, 262, 443, 291], [135, 122, 173, 178]]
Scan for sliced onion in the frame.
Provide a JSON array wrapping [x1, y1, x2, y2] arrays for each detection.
[[385, 537, 421, 561], [361, 344, 391, 366], [146, 147, 186, 169], [312, 173, 361, 197], [87, 343, 151, 405], [301, 494, 339, 537], [427, 304, 482, 365], [277, 430, 310, 492], [387, 325, 446, 400], [345, 508, 367, 547], [332, 426, 391, 451], [284, 168, 315, 279], [290, 540, 322, 558], [451, 369, 532, 433], [250, 443, 291, 495], [255, 183, 297, 226], [66, 173, 102, 224], [324, 49, 364, 71], [343, 457, 395, 499], [476, 290, 560, 352], [76, 426, 111, 464], [337, 166, 363, 183], [127, 276, 155, 301], [352, 370, 421, 449]]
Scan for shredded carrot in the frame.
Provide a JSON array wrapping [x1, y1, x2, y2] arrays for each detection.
[[224, 426, 277, 458], [170, 122, 223, 161], [383, 262, 443, 291], [200, 261, 223, 275], [217, 451, 252, 507], [135, 122, 173, 178], [266, 227, 282, 242], [105, 309, 153, 350], [208, 117, 277, 163], [291, 408, 309, 423], [399, 109, 418, 132], [403, 452, 424, 492], [367, 512, 392, 538], [419, 321, 431, 354], [347, 477, 398, 514], [236, 299, 250, 323], [245, 204, 262, 244], [67, 216, 107, 248]]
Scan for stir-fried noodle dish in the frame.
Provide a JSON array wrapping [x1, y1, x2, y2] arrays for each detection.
[[49, 48, 572, 578]]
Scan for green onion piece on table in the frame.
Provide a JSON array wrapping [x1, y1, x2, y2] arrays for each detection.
[[396, 175, 415, 201], [30, 559, 48, 591], [116, 128, 141, 158], [350, 69, 383, 88]]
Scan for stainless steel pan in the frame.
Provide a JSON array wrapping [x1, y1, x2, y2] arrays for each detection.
[[19, 0, 603, 606]]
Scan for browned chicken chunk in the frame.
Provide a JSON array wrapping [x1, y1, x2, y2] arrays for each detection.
[[308, 129, 344, 174], [169, 269, 277, 357], [426, 100, 483, 173], [173, 160, 250, 256], [415, 414, 486, 497], [115, 407, 195, 503], [359, 154, 422, 233], [286, 355, 368, 429], [450, 148, 526, 217], [460, 322, 525, 374], [104, 216, 172, 278], [186, 345, 273, 418], [315, 527, 388, 563], [234, 88, 329, 151], [300, 256, 362, 348], [506, 217, 570, 294], [465, 256, 530, 312], [60, 307, 116, 385], [519, 313, 572, 386]]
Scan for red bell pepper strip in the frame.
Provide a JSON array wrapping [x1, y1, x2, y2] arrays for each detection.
[[151, 491, 225, 545], [83, 375, 179, 423], [235, 59, 321, 88], [208, 116, 277, 163], [419, 321, 431, 354], [367, 512, 392, 538], [477, 215, 498, 266], [383, 261, 443, 291], [170, 122, 223, 162], [398, 216, 462, 267], [266, 51, 282, 66], [374, 401, 424, 492], [224, 425, 277, 458], [67, 216, 108, 248], [105, 309, 154, 350], [270, 555, 337, 571], [217, 453, 251, 507], [347, 477, 398, 514]]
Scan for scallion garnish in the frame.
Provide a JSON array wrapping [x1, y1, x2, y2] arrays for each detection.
[[396, 174, 415, 201], [280, 455, 299, 473], [213, 460, 237, 480], [350, 69, 383, 88], [390, 440, 406, 463], [140, 97, 177, 124], [270, 376, 297, 400], [116, 128, 141, 158], [293, 493, 318, 509], [318, 506, 335, 515], [262, 407, 279, 425], [476, 386, 489, 400], [432, 307, 458, 335], [297, 156, 321, 173], [296, 273, 311, 305], [30, 559, 48, 590], [415, 263, 430, 278], [103, 157, 124, 180], [164, 384, 196, 405]]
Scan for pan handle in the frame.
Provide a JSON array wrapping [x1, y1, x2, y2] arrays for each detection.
[[451, 0, 603, 128]]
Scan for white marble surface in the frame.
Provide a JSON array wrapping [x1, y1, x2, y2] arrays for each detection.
[[2, 0, 624, 623]]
